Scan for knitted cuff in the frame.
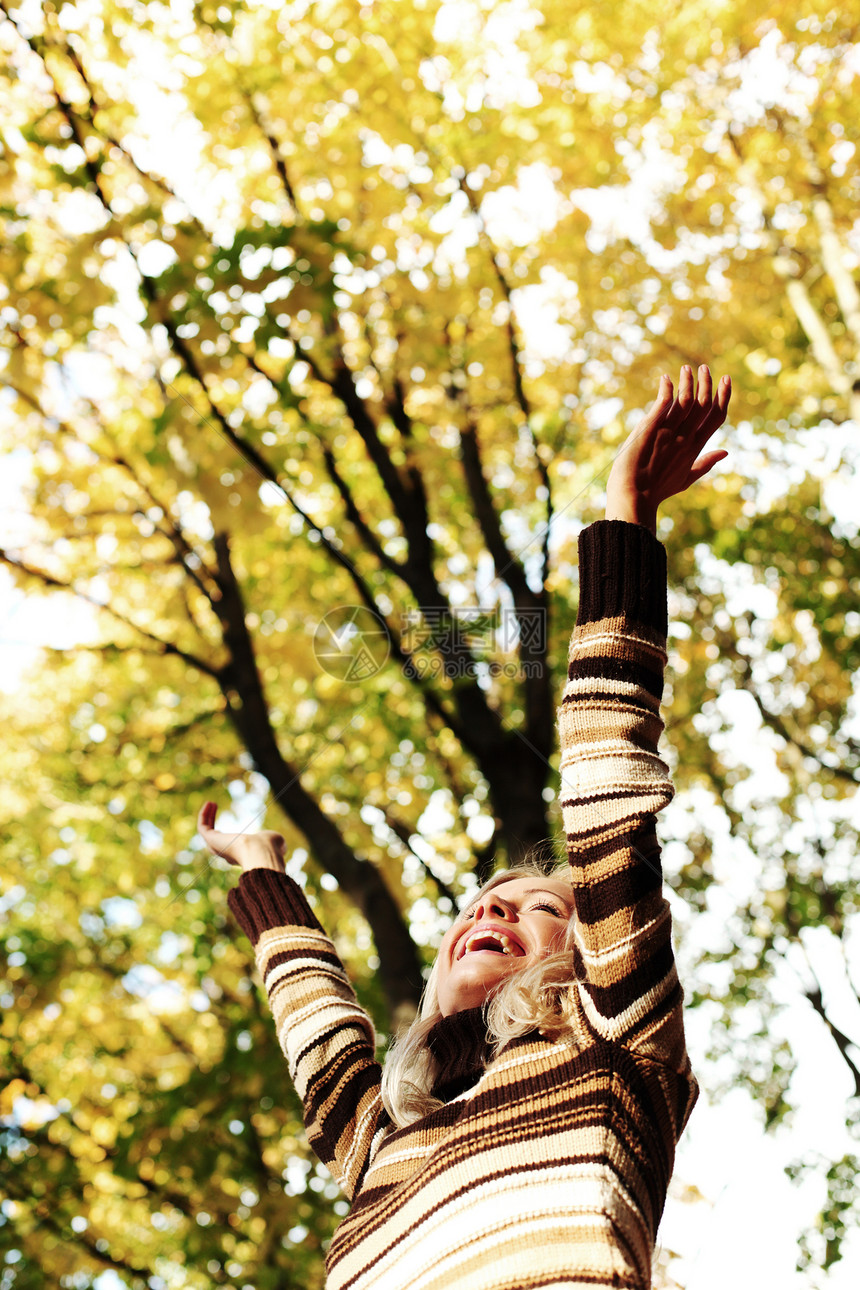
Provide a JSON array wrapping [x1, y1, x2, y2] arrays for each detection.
[[227, 868, 325, 946], [576, 520, 668, 636]]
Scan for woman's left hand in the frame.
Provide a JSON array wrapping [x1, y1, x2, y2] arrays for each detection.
[[605, 364, 731, 534], [197, 801, 287, 872]]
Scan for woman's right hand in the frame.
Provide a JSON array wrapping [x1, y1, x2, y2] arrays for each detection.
[[605, 364, 731, 534], [198, 800, 287, 872]]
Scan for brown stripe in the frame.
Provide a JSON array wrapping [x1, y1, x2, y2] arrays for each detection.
[[565, 655, 663, 698]]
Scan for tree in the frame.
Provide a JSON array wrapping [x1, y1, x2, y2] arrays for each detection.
[[1, 0, 858, 1283]]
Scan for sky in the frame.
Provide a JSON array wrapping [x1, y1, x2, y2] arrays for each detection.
[[2, 1, 860, 1285]]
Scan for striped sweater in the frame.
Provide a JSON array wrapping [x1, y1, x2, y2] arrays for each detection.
[[228, 520, 698, 1289]]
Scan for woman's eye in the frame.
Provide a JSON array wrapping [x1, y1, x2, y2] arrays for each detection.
[[531, 901, 564, 916]]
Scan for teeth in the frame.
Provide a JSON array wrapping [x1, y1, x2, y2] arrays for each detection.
[[463, 930, 516, 957]]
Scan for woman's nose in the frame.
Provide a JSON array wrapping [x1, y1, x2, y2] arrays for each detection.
[[472, 896, 516, 923]]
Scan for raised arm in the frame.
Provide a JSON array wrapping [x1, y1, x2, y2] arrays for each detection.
[[559, 366, 730, 1068], [197, 803, 383, 1199]]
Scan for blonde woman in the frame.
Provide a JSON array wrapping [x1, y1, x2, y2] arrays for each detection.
[[198, 365, 731, 1290]]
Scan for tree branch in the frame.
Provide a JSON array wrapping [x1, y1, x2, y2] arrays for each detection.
[[323, 355, 417, 533], [155, 325, 414, 625], [0, 1176, 159, 1281], [783, 276, 852, 396], [454, 174, 553, 585], [812, 196, 860, 353], [377, 808, 459, 907], [231, 340, 410, 580], [726, 124, 860, 420], [41, 16, 209, 239], [737, 676, 859, 785], [319, 442, 405, 577], [291, 341, 538, 766], [446, 319, 552, 761], [804, 975, 860, 1098], [240, 86, 300, 215], [299, 342, 447, 615], [0, 547, 221, 679], [211, 532, 425, 1025], [779, 113, 860, 356]]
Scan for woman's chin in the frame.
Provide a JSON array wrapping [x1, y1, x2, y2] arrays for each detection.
[[438, 955, 517, 1016]]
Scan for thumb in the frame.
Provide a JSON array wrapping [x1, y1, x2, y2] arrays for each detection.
[[688, 449, 728, 485]]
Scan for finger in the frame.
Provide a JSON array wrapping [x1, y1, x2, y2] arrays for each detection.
[[662, 366, 696, 429], [675, 364, 717, 435], [645, 373, 674, 423], [695, 379, 731, 441], [198, 801, 217, 832], [696, 365, 712, 409], [688, 373, 730, 441], [200, 827, 242, 864], [626, 374, 674, 444], [688, 449, 729, 484], [197, 802, 233, 856], [656, 371, 674, 404]]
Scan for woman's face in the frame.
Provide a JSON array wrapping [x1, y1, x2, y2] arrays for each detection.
[[435, 875, 574, 1017]]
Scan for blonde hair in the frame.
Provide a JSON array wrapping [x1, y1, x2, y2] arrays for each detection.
[[381, 859, 584, 1128]]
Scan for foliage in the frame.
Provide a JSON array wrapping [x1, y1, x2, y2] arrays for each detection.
[[1, 0, 859, 1283]]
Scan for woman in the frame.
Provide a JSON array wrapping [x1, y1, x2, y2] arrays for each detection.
[[198, 364, 731, 1290]]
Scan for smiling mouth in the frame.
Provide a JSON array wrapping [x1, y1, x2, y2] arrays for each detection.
[[458, 930, 523, 959]]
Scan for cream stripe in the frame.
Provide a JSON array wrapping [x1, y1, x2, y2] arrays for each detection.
[[363, 1140, 437, 1177], [367, 1121, 392, 1169], [332, 1163, 646, 1290], [557, 735, 665, 756], [561, 675, 660, 698], [276, 1001, 375, 1068], [578, 966, 679, 1043], [574, 904, 672, 965], [258, 927, 334, 950], [264, 956, 352, 989], [342, 1091, 383, 1185]]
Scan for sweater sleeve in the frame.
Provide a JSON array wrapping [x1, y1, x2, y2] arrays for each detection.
[[558, 519, 690, 1074], [227, 869, 383, 1199]]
